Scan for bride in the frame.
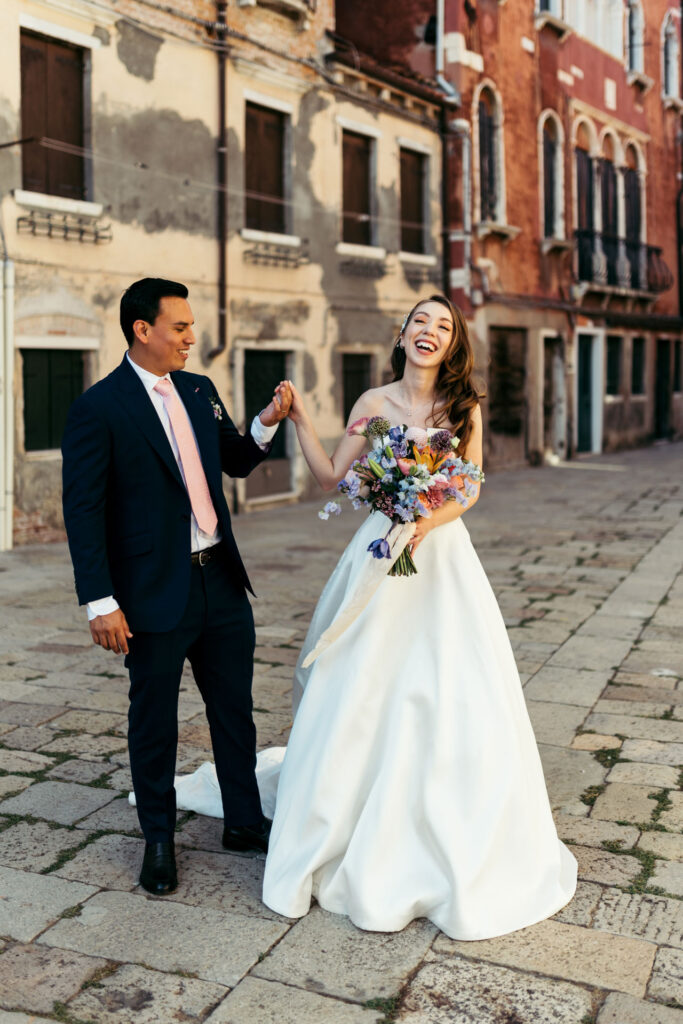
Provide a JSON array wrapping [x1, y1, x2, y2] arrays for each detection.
[[175, 294, 576, 940]]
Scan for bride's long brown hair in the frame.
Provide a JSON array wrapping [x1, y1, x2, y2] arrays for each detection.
[[391, 294, 483, 453]]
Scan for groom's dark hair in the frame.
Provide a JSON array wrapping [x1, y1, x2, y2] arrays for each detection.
[[120, 278, 189, 347]]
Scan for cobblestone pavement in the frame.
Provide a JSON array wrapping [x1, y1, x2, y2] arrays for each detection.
[[0, 442, 682, 1024]]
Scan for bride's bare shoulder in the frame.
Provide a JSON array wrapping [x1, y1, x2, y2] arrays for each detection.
[[351, 384, 396, 418]]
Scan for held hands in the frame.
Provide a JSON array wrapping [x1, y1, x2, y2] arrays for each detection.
[[259, 381, 293, 427], [90, 608, 133, 655], [410, 516, 435, 556], [284, 380, 307, 425]]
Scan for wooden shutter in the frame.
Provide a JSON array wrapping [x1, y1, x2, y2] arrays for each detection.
[[20, 32, 84, 200], [631, 336, 645, 395], [245, 103, 286, 233], [543, 125, 556, 239], [601, 160, 618, 285], [479, 97, 496, 222], [606, 335, 622, 395], [400, 149, 425, 253], [22, 349, 84, 451], [624, 167, 641, 287], [575, 148, 594, 280], [342, 131, 371, 245]]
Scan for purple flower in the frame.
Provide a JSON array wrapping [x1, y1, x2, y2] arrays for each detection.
[[430, 429, 454, 453], [366, 416, 391, 438], [368, 537, 391, 559], [388, 426, 405, 443]]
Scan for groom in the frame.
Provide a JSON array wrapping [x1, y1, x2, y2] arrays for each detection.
[[62, 277, 290, 895]]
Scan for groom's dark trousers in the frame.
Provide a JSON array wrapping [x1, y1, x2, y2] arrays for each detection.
[[62, 355, 267, 842]]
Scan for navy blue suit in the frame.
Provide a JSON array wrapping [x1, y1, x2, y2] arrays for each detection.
[[62, 355, 269, 840]]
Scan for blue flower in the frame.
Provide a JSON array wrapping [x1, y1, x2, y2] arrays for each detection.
[[367, 537, 391, 559], [388, 426, 405, 443]]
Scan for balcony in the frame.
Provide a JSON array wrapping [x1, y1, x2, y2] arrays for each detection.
[[574, 230, 673, 295]]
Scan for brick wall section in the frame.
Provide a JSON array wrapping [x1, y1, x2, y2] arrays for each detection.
[[13, 509, 66, 546]]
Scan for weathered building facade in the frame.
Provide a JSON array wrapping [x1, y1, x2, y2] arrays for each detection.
[[338, 0, 683, 467], [0, 0, 446, 546]]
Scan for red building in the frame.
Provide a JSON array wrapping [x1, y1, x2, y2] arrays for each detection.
[[337, 0, 683, 465]]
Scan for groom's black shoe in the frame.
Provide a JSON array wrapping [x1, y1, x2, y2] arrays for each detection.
[[222, 818, 271, 855], [139, 841, 177, 895]]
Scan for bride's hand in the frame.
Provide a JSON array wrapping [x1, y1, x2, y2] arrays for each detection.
[[286, 380, 308, 425], [410, 516, 434, 556]]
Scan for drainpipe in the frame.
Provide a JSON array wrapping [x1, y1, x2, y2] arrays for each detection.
[[208, 0, 228, 359], [436, 0, 461, 104], [451, 118, 472, 302], [1, 259, 14, 552], [678, 0, 683, 316]]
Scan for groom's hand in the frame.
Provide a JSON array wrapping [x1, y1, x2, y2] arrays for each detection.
[[259, 381, 292, 427], [90, 608, 133, 655]]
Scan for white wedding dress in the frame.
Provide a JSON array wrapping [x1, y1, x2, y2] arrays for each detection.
[[167, 487, 576, 940]]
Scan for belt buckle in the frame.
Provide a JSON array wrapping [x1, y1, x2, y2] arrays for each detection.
[[198, 549, 210, 567]]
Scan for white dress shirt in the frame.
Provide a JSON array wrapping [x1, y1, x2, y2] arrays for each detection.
[[87, 353, 278, 621]]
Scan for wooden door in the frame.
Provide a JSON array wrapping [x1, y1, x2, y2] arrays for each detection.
[[244, 349, 292, 499], [655, 338, 672, 439], [577, 335, 593, 452]]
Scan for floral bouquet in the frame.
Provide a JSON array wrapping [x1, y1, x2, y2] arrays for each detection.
[[319, 416, 485, 576]]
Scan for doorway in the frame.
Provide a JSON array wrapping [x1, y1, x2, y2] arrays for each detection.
[[487, 327, 528, 465], [576, 332, 603, 453], [543, 335, 566, 460], [655, 338, 672, 439], [243, 348, 292, 499]]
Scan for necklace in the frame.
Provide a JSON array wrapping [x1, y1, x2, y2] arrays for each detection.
[[399, 388, 434, 420]]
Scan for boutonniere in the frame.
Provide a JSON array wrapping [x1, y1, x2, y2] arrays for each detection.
[[209, 395, 223, 420]]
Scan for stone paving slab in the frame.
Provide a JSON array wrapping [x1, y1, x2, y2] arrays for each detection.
[[46, 758, 115, 784], [659, 791, 683, 829], [552, 881, 602, 926], [652, 860, 683, 897], [253, 906, 437, 1003], [67, 963, 229, 1024], [593, 890, 683, 947], [39, 890, 290, 987], [591, 782, 660, 824], [0, 1013, 55, 1024], [585, 712, 683, 743], [526, 701, 588, 746], [72, 794, 142, 834], [0, 865, 96, 941], [0, 820, 92, 873], [0, 942, 107, 1014], [597, 992, 683, 1023], [554, 814, 639, 849], [648, 946, 683, 1004], [620, 737, 683, 766], [54, 833, 141, 891], [168, 849, 289, 922], [0, 776, 32, 800], [0, 781, 116, 825], [638, 831, 683, 860], [524, 667, 608, 707], [205, 976, 377, 1023], [398, 955, 593, 1023], [434, 918, 654, 997], [0, 749, 52, 773], [607, 761, 680, 787]]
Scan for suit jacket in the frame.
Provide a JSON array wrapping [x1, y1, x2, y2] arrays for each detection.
[[61, 355, 268, 633]]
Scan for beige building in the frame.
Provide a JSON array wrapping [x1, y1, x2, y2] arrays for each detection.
[[0, 0, 447, 547]]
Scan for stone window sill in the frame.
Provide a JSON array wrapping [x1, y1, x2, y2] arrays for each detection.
[[627, 70, 654, 94], [476, 221, 521, 242], [240, 228, 301, 247], [336, 241, 386, 260], [663, 95, 683, 112], [13, 189, 103, 220], [398, 252, 437, 266], [534, 13, 573, 41], [541, 237, 572, 255]]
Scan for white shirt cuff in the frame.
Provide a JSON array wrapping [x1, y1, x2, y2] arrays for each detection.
[[250, 414, 278, 450], [87, 596, 120, 621]]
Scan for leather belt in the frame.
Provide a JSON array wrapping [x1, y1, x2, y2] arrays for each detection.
[[191, 546, 219, 567]]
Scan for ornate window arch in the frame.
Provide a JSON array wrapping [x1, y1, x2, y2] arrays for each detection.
[[623, 140, 647, 288], [538, 109, 565, 241], [572, 117, 601, 282], [662, 12, 681, 100], [472, 80, 506, 228]]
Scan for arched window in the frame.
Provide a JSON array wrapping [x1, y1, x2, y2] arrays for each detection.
[[627, 0, 644, 73], [478, 87, 498, 222], [600, 134, 618, 286], [575, 122, 595, 281], [540, 112, 564, 240], [624, 143, 643, 288], [663, 13, 680, 99]]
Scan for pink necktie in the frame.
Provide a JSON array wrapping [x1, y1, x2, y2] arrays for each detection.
[[154, 378, 218, 537]]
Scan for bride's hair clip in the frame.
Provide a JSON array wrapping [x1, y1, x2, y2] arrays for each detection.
[[400, 313, 409, 334]]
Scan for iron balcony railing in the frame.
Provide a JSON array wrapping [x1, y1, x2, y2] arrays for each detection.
[[574, 230, 674, 294]]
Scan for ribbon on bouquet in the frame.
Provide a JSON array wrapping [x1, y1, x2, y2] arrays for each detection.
[[301, 520, 416, 669]]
